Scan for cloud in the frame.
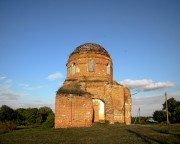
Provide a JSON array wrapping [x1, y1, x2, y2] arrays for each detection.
[[0, 76, 6, 80], [0, 77, 26, 107], [0, 80, 51, 110], [132, 91, 180, 116], [18, 83, 44, 90], [0, 76, 53, 110], [0, 91, 24, 101], [0, 88, 25, 108], [19, 101, 54, 111], [144, 81, 175, 91], [0, 83, 11, 91], [0, 76, 13, 84], [47, 72, 64, 80], [121, 79, 175, 92], [0, 77, 12, 92], [0, 98, 54, 111]]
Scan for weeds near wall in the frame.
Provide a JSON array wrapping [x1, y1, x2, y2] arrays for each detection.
[[56, 82, 91, 96]]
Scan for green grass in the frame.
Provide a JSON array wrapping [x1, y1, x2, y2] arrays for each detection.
[[0, 123, 180, 144]]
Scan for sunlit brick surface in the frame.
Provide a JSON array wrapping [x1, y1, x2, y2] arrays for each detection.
[[55, 95, 93, 128], [55, 43, 131, 128]]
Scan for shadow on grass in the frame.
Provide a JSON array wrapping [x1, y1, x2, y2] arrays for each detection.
[[16, 126, 34, 130], [150, 127, 180, 139], [127, 129, 165, 144]]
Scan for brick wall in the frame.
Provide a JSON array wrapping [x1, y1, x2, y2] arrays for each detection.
[[80, 81, 131, 124], [66, 51, 113, 81], [55, 80, 132, 128], [124, 87, 131, 125], [55, 94, 93, 128]]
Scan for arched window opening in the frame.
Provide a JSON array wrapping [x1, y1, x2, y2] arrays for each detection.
[[92, 99, 105, 122], [72, 63, 76, 75], [88, 59, 95, 72], [107, 63, 110, 75]]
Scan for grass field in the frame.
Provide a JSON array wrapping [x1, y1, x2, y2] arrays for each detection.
[[0, 123, 180, 144]]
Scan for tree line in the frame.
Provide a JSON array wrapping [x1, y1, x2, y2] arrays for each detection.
[[153, 98, 180, 123], [0, 105, 54, 133]]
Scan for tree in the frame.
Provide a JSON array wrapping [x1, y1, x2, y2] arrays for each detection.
[[153, 110, 166, 123], [0, 105, 54, 127], [163, 98, 177, 113], [153, 97, 180, 123], [15, 108, 26, 125], [37, 107, 53, 124], [0, 105, 17, 132], [173, 104, 180, 123], [23, 108, 38, 125], [42, 113, 54, 128], [0, 105, 17, 122], [162, 98, 180, 123]]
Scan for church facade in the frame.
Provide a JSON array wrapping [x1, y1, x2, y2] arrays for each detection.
[[55, 43, 131, 128]]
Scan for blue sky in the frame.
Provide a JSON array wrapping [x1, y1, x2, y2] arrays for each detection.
[[0, 0, 180, 116]]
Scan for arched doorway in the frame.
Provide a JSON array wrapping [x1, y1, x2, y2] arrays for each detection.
[[92, 99, 105, 122]]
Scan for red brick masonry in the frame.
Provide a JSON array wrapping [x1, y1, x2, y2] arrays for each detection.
[[55, 43, 132, 128]]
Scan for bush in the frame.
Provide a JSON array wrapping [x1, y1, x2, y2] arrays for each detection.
[[0, 121, 7, 134], [6, 121, 17, 130], [42, 113, 54, 128], [0, 121, 17, 134]]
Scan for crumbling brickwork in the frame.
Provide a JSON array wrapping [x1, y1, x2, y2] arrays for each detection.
[[55, 95, 93, 128], [55, 43, 131, 128]]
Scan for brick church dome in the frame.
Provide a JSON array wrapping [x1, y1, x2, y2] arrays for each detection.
[[70, 43, 110, 57], [67, 43, 113, 81]]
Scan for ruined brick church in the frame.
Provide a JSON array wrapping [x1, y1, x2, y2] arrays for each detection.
[[55, 43, 131, 128]]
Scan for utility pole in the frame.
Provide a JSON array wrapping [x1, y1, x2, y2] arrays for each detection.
[[134, 107, 141, 124], [165, 92, 169, 126], [138, 107, 141, 124]]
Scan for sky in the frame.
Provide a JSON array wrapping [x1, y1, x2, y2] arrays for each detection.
[[0, 0, 180, 116]]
